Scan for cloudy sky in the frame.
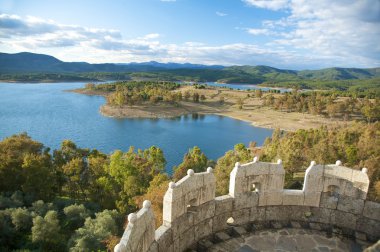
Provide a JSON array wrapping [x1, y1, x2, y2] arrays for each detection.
[[0, 0, 379, 69]]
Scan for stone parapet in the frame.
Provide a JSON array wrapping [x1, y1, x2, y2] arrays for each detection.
[[115, 159, 379, 252]]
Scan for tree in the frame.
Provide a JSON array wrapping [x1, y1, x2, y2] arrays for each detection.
[[68, 210, 121, 252], [21, 153, 57, 201], [192, 92, 200, 103], [173, 146, 208, 181], [11, 207, 32, 231], [32, 211, 62, 250], [236, 98, 244, 110], [215, 144, 253, 195], [0, 133, 47, 193], [63, 204, 90, 231]]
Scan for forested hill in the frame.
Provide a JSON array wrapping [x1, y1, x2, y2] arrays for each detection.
[[1, 52, 380, 83], [0, 52, 223, 73]]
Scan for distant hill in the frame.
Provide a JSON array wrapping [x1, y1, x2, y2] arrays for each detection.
[[0, 52, 379, 83], [0, 52, 223, 73]]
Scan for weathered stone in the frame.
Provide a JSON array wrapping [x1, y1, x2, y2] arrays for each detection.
[[194, 218, 213, 242], [232, 208, 250, 225], [304, 192, 321, 207], [337, 195, 364, 215], [170, 212, 194, 240], [214, 195, 234, 215], [249, 207, 266, 222], [155, 226, 173, 252], [193, 200, 215, 224], [362, 201, 380, 220], [265, 206, 290, 221], [214, 232, 231, 242], [212, 212, 232, 233], [320, 192, 338, 209], [356, 217, 380, 240], [282, 190, 304, 206], [308, 207, 332, 224], [331, 210, 357, 230], [233, 192, 259, 210]]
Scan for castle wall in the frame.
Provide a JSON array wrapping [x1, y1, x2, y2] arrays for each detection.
[[115, 159, 380, 252]]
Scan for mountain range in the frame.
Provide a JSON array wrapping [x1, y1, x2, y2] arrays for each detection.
[[1, 52, 380, 83]]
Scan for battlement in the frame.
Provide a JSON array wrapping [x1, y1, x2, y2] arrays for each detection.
[[115, 159, 379, 252]]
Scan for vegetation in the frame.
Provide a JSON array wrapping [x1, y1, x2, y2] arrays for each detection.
[[262, 91, 380, 121], [1, 121, 379, 250]]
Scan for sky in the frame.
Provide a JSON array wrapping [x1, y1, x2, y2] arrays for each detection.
[[0, 0, 379, 69]]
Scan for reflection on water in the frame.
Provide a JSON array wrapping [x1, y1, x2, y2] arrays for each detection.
[[0, 82, 273, 173]]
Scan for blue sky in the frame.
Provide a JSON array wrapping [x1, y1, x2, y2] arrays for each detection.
[[0, 0, 379, 69]]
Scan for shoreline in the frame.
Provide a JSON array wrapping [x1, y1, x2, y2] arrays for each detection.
[[71, 87, 350, 132]]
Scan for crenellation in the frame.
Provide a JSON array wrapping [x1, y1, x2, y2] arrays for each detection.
[[115, 160, 379, 252]]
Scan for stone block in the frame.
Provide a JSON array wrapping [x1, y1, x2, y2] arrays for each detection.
[[308, 207, 332, 224], [260, 191, 283, 206], [215, 195, 234, 215], [232, 208, 250, 225], [356, 217, 380, 240], [193, 200, 215, 224], [303, 164, 324, 193], [269, 163, 285, 175], [178, 226, 194, 252], [200, 183, 216, 205], [233, 192, 259, 210], [249, 206, 266, 222], [268, 174, 285, 190], [337, 195, 364, 215], [303, 192, 321, 207], [212, 212, 232, 233], [155, 226, 173, 252], [324, 164, 353, 181], [363, 201, 380, 220], [320, 192, 338, 209], [265, 206, 291, 222], [282, 190, 304, 206], [287, 206, 311, 221], [194, 218, 213, 242], [322, 177, 347, 195], [330, 210, 357, 230], [245, 162, 268, 176], [170, 212, 194, 240]]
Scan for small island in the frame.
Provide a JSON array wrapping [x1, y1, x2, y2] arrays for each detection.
[[70, 81, 378, 131]]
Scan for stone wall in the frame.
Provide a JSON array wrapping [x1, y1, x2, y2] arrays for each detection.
[[115, 159, 380, 252]]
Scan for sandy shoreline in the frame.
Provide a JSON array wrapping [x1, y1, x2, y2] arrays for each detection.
[[71, 87, 350, 132]]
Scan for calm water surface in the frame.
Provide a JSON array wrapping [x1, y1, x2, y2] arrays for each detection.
[[0, 82, 273, 173]]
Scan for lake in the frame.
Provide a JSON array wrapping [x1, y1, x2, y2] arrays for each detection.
[[180, 81, 292, 92], [0, 82, 273, 173]]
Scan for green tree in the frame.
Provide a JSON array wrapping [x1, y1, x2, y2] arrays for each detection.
[[21, 153, 57, 201], [63, 204, 90, 231], [214, 144, 253, 195], [173, 146, 208, 181], [68, 210, 121, 252], [32, 211, 62, 250], [11, 207, 32, 232]]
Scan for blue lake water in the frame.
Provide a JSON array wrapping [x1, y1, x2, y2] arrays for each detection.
[[0, 82, 273, 173], [181, 81, 291, 92]]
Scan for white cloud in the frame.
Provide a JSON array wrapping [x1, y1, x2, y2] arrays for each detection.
[[1, 9, 379, 69], [243, 0, 290, 11], [245, 0, 380, 67], [247, 28, 271, 35], [160, 0, 176, 2], [216, 11, 228, 17]]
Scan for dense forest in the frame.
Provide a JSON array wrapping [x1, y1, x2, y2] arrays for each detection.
[[1, 122, 379, 251]]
